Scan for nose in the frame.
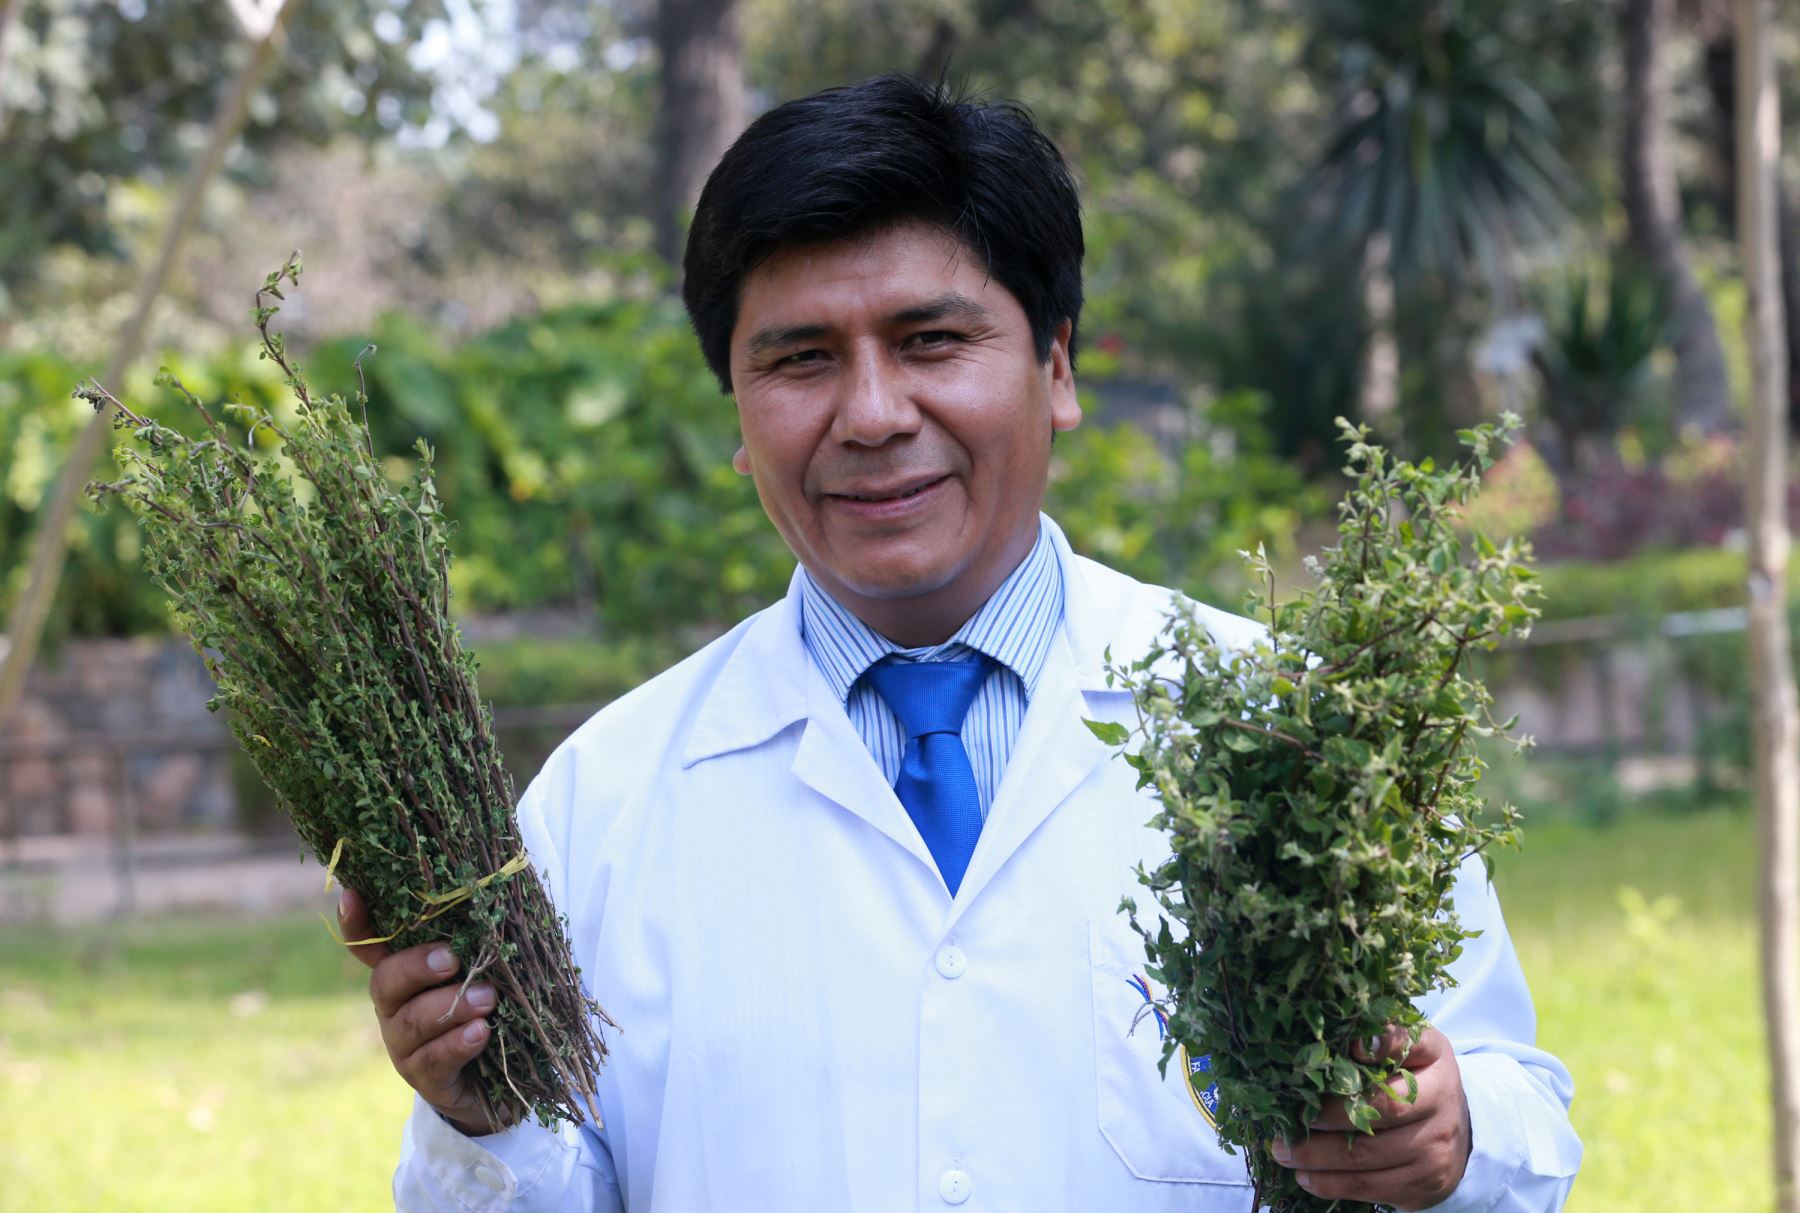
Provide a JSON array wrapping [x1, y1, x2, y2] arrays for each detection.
[[829, 345, 921, 448]]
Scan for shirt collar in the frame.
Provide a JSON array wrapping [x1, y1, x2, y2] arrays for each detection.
[[798, 514, 1064, 704], [680, 513, 1175, 771]]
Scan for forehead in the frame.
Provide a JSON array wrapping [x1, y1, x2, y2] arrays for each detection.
[[732, 221, 1011, 338]]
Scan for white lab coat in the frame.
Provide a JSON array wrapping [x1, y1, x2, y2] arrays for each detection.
[[394, 518, 1580, 1212]]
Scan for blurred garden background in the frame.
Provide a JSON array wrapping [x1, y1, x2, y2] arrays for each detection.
[[1, 0, 1797, 1209]]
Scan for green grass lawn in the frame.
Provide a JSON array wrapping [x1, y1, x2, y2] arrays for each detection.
[[1493, 803, 1768, 1211], [0, 907, 407, 1213], [0, 803, 1767, 1212]]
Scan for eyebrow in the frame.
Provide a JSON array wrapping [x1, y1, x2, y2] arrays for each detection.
[[889, 292, 991, 326], [744, 322, 831, 360], [742, 293, 992, 360]]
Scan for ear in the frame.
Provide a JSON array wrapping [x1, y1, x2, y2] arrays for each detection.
[[732, 444, 752, 476], [1047, 318, 1081, 433]]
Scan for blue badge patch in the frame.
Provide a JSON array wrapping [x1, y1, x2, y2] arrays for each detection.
[[1177, 1045, 1221, 1128], [1128, 973, 1220, 1129]]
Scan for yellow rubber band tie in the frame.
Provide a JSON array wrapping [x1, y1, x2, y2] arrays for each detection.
[[322, 837, 346, 893], [318, 848, 531, 947]]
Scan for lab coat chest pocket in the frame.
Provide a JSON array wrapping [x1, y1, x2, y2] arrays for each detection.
[[1088, 919, 1251, 1188]]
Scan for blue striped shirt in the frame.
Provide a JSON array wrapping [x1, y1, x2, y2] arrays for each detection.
[[797, 516, 1064, 818]]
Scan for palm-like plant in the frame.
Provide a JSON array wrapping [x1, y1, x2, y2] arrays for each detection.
[[1529, 257, 1668, 475], [1295, 0, 1573, 291]]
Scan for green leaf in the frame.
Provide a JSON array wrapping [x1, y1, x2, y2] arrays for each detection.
[[1083, 718, 1130, 746], [1219, 727, 1261, 753]]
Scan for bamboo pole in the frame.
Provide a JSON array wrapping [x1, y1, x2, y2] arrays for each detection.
[[0, 0, 297, 732], [1737, 0, 1800, 1207]]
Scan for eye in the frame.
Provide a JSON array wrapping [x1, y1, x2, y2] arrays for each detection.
[[909, 330, 962, 349], [777, 349, 825, 367]]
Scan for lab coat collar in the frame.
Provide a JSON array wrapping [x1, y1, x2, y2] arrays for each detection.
[[680, 513, 1137, 770], [1045, 515, 1139, 694], [679, 568, 814, 768]]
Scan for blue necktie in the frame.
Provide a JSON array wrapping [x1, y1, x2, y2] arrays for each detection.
[[864, 656, 989, 896]]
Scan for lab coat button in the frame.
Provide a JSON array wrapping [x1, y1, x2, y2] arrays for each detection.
[[934, 946, 967, 979], [472, 1164, 503, 1194], [938, 1169, 972, 1204]]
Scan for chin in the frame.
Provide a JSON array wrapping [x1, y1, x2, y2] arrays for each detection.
[[839, 566, 960, 603], [831, 551, 964, 603]]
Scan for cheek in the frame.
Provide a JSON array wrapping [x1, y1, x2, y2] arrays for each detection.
[[740, 402, 825, 488], [957, 388, 1052, 480]]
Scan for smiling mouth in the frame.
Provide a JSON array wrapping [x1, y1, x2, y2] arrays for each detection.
[[830, 476, 947, 503]]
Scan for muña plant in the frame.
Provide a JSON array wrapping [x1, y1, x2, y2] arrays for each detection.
[[1094, 418, 1538, 1213], [85, 254, 611, 1132]]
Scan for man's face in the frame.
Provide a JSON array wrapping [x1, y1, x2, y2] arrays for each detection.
[[728, 220, 1081, 643]]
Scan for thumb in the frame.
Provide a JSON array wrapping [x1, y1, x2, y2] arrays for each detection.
[[1351, 1022, 1426, 1067], [337, 886, 390, 970]]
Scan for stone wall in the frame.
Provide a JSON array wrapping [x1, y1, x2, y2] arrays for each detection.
[[1499, 642, 1732, 756], [0, 637, 236, 837], [0, 622, 1748, 842]]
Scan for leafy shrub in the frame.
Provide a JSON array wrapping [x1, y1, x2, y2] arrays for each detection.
[[1046, 388, 1321, 603], [7, 305, 1321, 644], [1533, 546, 1800, 622], [0, 348, 268, 640], [300, 296, 795, 635], [3, 299, 793, 640], [472, 634, 686, 708], [1526, 445, 1795, 563], [1529, 258, 1666, 466]]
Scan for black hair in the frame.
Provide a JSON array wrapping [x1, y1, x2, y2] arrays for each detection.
[[681, 74, 1085, 394]]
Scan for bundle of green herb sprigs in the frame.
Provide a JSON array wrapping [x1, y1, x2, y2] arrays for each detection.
[[1098, 418, 1539, 1213], [86, 255, 611, 1133]]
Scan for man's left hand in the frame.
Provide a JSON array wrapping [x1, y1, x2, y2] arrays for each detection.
[[1269, 1023, 1472, 1211]]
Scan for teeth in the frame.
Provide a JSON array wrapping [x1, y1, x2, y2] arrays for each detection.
[[847, 484, 928, 502]]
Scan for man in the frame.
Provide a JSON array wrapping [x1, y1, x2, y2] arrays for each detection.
[[348, 75, 1581, 1211]]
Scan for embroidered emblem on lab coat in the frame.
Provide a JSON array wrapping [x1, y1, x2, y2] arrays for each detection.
[[1177, 1045, 1220, 1128], [1127, 973, 1219, 1129]]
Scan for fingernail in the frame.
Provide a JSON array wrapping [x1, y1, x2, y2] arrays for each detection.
[[427, 947, 457, 974], [462, 1021, 486, 1045], [467, 984, 495, 1010], [337, 889, 349, 917], [1269, 1138, 1293, 1165]]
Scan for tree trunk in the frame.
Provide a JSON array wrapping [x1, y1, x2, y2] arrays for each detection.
[[1700, 27, 1800, 435], [1737, 0, 1800, 1207], [1781, 187, 1800, 435], [0, 1, 299, 732], [1360, 231, 1400, 425], [0, 0, 20, 115], [652, 0, 745, 270], [916, 15, 959, 81], [1621, 0, 1735, 433]]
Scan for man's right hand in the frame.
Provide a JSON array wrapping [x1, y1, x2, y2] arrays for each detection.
[[338, 886, 502, 1137]]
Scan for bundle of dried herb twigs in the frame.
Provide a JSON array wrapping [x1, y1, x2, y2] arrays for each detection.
[[85, 254, 610, 1132]]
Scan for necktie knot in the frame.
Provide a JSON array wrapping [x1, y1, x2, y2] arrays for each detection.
[[864, 656, 989, 740]]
